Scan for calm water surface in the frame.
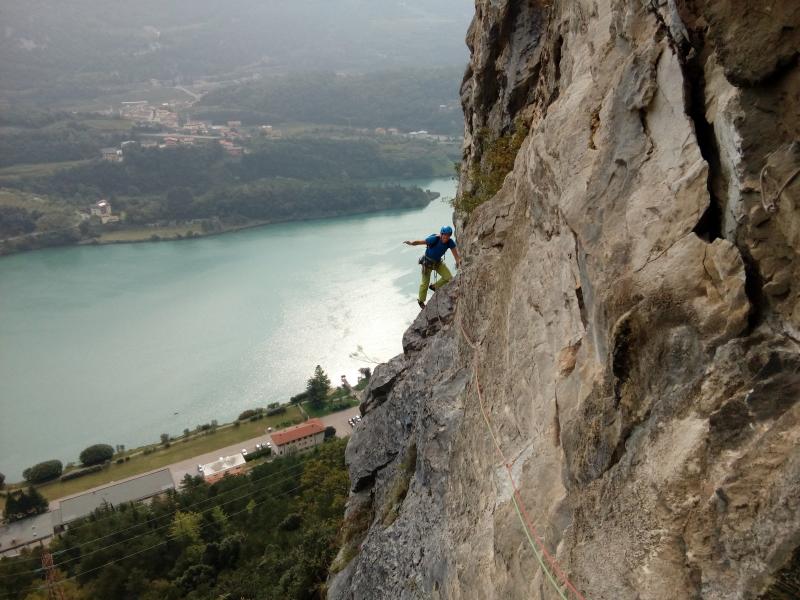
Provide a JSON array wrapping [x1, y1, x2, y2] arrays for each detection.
[[0, 178, 456, 480]]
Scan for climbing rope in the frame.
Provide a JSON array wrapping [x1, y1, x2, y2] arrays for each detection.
[[458, 316, 587, 600]]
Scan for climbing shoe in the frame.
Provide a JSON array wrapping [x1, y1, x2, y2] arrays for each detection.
[[417, 300, 425, 309]]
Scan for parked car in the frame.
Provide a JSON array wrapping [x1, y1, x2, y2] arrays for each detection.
[[255, 443, 262, 451], [241, 448, 248, 456], [197, 464, 203, 473]]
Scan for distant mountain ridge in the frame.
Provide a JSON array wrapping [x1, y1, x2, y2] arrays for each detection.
[[0, 0, 474, 97]]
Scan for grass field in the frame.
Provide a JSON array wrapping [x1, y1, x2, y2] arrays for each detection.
[[63, 86, 194, 112], [76, 118, 134, 132], [13, 406, 303, 503], [96, 225, 202, 243], [303, 397, 359, 418], [0, 160, 92, 181], [0, 189, 51, 208]]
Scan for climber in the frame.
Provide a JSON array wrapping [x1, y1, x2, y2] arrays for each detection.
[[404, 225, 461, 309]]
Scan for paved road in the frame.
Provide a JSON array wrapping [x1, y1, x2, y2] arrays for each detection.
[[4, 408, 363, 555], [50, 406, 362, 508]]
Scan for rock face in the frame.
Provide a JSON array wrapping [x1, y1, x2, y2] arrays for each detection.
[[328, 2, 800, 599]]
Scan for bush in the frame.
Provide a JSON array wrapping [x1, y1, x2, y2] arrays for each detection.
[[79, 443, 115, 466], [0, 472, 4, 488], [243, 447, 271, 462], [454, 121, 529, 215], [279, 513, 302, 531], [60, 464, 104, 482], [324, 426, 336, 439], [266, 406, 286, 417], [22, 459, 63, 484], [237, 408, 264, 420]]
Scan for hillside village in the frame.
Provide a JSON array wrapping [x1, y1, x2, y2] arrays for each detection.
[[96, 99, 459, 162]]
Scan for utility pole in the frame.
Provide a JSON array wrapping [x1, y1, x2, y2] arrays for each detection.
[[41, 548, 66, 600]]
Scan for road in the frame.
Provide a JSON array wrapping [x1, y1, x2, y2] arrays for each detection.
[[49, 406, 361, 509]]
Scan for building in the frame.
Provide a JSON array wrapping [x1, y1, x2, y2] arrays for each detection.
[[101, 147, 123, 162], [52, 469, 175, 532], [89, 199, 119, 224], [270, 418, 326, 456], [200, 454, 247, 484]]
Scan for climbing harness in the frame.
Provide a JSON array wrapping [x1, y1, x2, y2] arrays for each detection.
[[458, 315, 587, 600], [419, 254, 441, 269]]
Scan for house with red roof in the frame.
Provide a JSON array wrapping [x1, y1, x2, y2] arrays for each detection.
[[270, 418, 326, 456]]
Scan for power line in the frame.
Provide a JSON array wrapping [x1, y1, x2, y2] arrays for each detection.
[[49, 467, 304, 571], [2, 483, 308, 600], [56, 455, 300, 538], [3, 457, 304, 567], [0, 461, 305, 578]]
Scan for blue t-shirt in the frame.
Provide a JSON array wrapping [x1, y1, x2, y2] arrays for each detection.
[[424, 234, 456, 262]]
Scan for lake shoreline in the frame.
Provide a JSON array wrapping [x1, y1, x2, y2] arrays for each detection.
[[0, 177, 457, 481], [0, 189, 443, 258]]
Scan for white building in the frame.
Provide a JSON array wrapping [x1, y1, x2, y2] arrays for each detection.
[[200, 454, 247, 484]]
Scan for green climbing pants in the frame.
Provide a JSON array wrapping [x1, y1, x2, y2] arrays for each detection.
[[419, 261, 452, 303]]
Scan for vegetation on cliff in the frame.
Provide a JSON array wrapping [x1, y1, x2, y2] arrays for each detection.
[[454, 121, 528, 214]]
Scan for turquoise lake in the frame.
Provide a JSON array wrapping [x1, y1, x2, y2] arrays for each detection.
[[0, 177, 456, 480]]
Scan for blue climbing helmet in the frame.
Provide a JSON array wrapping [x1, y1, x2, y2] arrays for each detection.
[[440, 225, 453, 235]]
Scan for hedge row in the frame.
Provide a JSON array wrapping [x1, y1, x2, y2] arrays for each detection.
[[244, 447, 272, 462], [60, 463, 105, 482]]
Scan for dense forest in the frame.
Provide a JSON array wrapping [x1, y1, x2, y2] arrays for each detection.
[[16, 139, 456, 200], [0, 439, 349, 599], [0, 120, 129, 169], [195, 69, 465, 135]]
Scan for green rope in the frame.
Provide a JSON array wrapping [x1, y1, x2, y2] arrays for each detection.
[[510, 491, 570, 600]]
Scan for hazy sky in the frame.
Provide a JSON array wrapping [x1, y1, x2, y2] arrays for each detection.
[[0, 0, 476, 94]]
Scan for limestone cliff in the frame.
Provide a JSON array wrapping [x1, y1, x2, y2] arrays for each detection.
[[328, 1, 800, 598]]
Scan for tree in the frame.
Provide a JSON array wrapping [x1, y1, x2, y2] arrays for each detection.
[[160, 433, 170, 446], [170, 511, 202, 544], [79, 444, 114, 466], [165, 187, 194, 219], [306, 365, 331, 409], [5, 487, 48, 521], [22, 459, 63, 484], [324, 426, 336, 440], [0, 472, 5, 488]]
